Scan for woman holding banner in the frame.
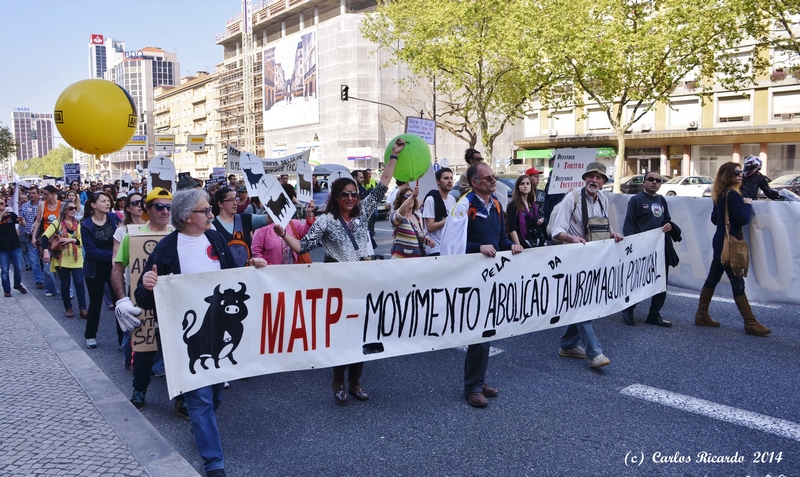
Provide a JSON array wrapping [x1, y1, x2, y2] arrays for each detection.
[[694, 161, 770, 336], [275, 138, 405, 404]]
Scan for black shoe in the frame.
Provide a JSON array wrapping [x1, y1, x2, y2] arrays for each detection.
[[206, 469, 227, 477], [14, 285, 28, 294], [130, 390, 146, 411], [646, 316, 672, 327], [174, 400, 190, 421], [622, 313, 635, 326]]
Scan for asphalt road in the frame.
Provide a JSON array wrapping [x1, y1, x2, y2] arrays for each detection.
[[23, 218, 800, 477]]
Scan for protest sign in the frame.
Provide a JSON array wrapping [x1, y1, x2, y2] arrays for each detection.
[[547, 148, 597, 194], [239, 150, 295, 228], [128, 229, 170, 352], [155, 229, 665, 398], [148, 155, 176, 194]]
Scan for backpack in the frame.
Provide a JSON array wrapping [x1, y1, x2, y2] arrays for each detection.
[[227, 214, 251, 267], [467, 194, 502, 221]]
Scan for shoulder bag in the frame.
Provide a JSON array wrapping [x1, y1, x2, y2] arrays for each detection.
[[720, 190, 749, 277]]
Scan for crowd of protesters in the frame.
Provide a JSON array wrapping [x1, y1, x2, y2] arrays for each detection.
[[0, 148, 782, 477]]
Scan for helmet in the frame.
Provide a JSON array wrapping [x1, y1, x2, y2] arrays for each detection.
[[743, 155, 762, 177]]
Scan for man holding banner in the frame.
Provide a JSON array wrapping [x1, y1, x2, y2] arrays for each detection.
[[548, 162, 622, 368], [134, 189, 267, 477], [440, 162, 523, 408]]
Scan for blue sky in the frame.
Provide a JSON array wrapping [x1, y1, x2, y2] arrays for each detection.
[[0, 0, 241, 143]]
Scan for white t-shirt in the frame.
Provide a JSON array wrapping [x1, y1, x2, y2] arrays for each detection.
[[178, 233, 222, 274], [422, 193, 456, 255]]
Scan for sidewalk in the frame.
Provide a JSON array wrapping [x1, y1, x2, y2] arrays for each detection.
[[0, 292, 199, 477]]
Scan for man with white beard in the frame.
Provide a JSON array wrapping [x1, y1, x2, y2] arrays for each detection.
[[547, 162, 623, 369]]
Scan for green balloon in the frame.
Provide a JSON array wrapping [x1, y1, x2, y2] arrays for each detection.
[[384, 133, 431, 182]]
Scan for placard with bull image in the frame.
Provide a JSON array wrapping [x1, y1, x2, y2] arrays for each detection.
[[148, 154, 176, 195], [155, 229, 666, 398], [296, 159, 313, 203], [239, 150, 295, 229]]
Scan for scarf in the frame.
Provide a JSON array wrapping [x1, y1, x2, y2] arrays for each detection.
[[56, 218, 80, 264], [518, 202, 539, 239]]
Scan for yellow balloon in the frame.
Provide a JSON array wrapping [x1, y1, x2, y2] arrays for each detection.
[[54, 79, 138, 155]]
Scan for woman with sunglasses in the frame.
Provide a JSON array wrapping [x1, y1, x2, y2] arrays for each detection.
[[693, 162, 770, 336], [506, 174, 546, 249], [390, 184, 433, 258], [65, 190, 84, 221], [274, 138, 405, 404], [41, 200, 87, 320], [80, 191, 122, 349], [210, 187, 270, 267]]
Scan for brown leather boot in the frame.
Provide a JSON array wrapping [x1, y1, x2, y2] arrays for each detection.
[[347, 362, 369, 401], [734, 295, 771, 337], [694, 287, 720, 327]]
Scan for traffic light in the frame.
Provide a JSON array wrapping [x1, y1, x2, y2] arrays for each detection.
[[341, 84, 349, 101]]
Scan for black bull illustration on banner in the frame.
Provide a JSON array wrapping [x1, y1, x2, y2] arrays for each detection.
[[182, 283, 251, 374]]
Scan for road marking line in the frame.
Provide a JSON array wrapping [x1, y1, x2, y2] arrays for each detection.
[[455, 345, 504, 356], [621, 384, 800, 442], [669, 291, 779, 309]]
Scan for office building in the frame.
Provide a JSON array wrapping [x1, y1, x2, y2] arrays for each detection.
[[10, 108, 54, 161]]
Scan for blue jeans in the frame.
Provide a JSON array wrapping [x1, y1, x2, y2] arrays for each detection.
[[43, 266, 58, 295], [703, 254, 746, 297], [184, 384, 225, 473], [21, 234, 43, 285], [56, 267, 86, 311], [0, 248, 24, 291], [560, 321, 603, 359], [464, 342, 490, 394]]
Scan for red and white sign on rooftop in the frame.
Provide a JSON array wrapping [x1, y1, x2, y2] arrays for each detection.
[[91, 34, 104, 45]]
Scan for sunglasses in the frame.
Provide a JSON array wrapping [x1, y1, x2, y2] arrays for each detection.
[[733, 170, 743, 176], [340, 191, 359, 199], [67, 206, 77, 211], [129, 200, 143, 207], [403, 194, 413, 199], [151, 203, 171, 212], [478, 175, 497, 183], [645, 177, 662, 183]]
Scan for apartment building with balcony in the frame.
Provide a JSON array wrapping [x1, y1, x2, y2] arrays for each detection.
[[215, 0, 520, 170], [515, 44, 800, 181], [153, 71, 220, 179]]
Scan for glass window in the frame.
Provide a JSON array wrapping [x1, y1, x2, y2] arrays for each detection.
[[692, 144, 733, 177]]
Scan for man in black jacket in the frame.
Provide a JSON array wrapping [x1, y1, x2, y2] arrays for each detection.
[[741, 155, 780, 200], [620, 171, 681, 327]]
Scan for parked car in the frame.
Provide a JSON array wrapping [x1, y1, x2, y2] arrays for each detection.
[[602, 174, 644, 194], [758, 174, 800, 198], [657, 175, 713, 197]]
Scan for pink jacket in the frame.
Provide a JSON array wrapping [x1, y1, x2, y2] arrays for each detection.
[[251, 218, 313, 265]]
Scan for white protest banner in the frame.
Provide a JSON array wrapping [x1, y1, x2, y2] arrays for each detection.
[[120, 172, 133, 191], [227, 145, 310, 175], [239, 151, 295, 228], [148, 155, 176, 194], [607, 194, 800, 305], [296, 159, 313, 203], [548, 148, 597, 194], [155, 229, 665, 398], [63, 163, 81, 184], [405, 116, 436, 145]]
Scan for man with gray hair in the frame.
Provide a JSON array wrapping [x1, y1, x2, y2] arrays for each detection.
[[132, 189, 267, 477], [547, 161, 623, 369]]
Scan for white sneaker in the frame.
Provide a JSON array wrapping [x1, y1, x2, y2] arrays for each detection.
[[558, 346, 588, 359], [85, 338, 97, 349], [589, 354, 611, 368]]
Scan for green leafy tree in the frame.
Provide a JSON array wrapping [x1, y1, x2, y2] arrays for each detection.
[[362, 0, 551, 161], [758, 1, 800, 57], [13, 144, 74, 178], [535, 0, 767, 191], [0, 126, 16, 177]]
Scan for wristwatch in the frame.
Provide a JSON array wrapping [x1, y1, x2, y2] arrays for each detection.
[[389, 154, 398, 159]]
